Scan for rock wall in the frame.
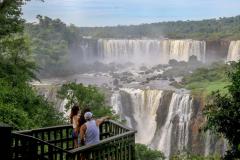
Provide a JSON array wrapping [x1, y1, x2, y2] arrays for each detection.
[[205, 40, 230, 62]]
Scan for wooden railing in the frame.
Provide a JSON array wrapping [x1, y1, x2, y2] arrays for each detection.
[[12, 133, 71, 160], [14, 124, 74, 151], [10, 120, 136, 160]]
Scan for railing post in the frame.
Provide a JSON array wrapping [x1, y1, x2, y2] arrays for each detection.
[[0, 123, 12, 160]]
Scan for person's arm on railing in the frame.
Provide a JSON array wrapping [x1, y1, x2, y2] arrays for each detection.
[[80, 124, 86, 145], [96, 116, 110, 126]]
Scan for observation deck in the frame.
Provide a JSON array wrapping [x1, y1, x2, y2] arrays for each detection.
[[1, 120, 136, 160]]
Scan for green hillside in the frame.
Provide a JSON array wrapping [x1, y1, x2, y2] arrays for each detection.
[[78, 15, 240, 40]]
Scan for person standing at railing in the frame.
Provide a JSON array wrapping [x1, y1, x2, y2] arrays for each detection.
[[78, 107, 90, 146], [80, 112, 109, 145], [70, 105, 80, 148]]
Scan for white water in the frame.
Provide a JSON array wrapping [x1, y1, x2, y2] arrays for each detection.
[[112, 88, 193, 158], [156, 93, 192, 158], [111, 92, 124, 118], [204, 131, 211, 156], [227, 40, 240, 61], [98, 39, 206, 64], [121, 88, 163, 145]]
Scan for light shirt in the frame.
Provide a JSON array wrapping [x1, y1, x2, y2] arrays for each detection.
[[85, 120, 100, 145]]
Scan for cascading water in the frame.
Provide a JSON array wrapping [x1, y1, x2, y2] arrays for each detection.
[[204, 131, 211, 157], [126, 88, 163, 145], [156, 93, 192, 158], [112, 88, 193, 158], [97, 39, 206, 64], [227, 40, 240, 61]]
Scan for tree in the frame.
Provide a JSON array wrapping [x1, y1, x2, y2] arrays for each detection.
[[0, 0, 65, 130], [204, 61, 240, 159], [25, 16, 77, 77], [135, 144, 165, 160], [57, 82, 114, 118], [0, 0, 26, 38]]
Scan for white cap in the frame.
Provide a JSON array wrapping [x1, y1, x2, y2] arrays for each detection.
[[84, 112, 93, 120]]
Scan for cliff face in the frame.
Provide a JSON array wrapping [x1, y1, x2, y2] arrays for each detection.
[[112, 89, 226, 158], [205, 40, 230, 62], [189, 95, 226, 156]]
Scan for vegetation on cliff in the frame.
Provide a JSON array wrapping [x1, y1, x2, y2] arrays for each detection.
[[204, 61, 240, 159], [171, 152, 220, 160], [181, 61, 232, 96], [135, 144, 165, 160]]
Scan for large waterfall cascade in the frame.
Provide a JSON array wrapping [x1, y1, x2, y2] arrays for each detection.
[[227, 40, 240, 61], [156, 93, 192, 158], [97, 39, 206, 63], [126, 88, 163, 145], [112, 88, 193, 158]]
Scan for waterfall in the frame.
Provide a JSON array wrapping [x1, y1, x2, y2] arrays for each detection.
[[156, 93, 192, 158], [120, 88, 163, 145], [112, 88, 193, 158], [98, 39, 206, 64], [204, 131, 211, 156], [227, 40, 240, 61]]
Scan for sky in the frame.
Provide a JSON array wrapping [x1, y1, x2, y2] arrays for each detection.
[[23, 0, 240, 27]]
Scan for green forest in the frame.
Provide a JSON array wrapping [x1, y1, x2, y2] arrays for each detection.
[[78, 15, 240, 40], [26, 15, 240, 43], [0, 1, 65, 130]]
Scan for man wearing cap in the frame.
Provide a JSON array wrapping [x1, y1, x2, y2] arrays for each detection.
[[80, 112, 109, 145]]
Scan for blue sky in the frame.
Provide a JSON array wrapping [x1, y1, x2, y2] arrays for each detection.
[[23, 0, 240, 27]]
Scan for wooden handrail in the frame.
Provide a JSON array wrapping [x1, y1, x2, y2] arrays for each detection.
[[14, 120, 133, 134], [11, 120, 136, 160], [12, 132, 71, 154], [14, 124, 71, 134], [107, 120, 135, 131], [69, 130, 136, 153]]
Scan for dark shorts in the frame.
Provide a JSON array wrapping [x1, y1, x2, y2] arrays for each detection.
[[72, 131, 78, 139]]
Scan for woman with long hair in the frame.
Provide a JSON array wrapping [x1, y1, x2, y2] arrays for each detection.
[[70, 105, 80, 148]]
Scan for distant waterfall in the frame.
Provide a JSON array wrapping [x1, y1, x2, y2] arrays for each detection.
[[112, 88, 193, 158], [98, 39, 206, 64], [227, 40, 240, 61]]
